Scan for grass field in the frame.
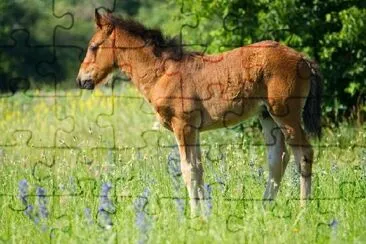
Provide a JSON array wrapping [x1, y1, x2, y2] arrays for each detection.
[[0, 85, 365, 243]]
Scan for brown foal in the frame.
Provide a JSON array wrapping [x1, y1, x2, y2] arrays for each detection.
[[76, 10, 322, 215]]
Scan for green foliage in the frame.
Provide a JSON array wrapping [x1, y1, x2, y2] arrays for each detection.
[[0, 1, 60, 92]]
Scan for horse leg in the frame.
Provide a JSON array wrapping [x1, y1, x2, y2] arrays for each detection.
[[173, 123, 204, 216], [271, 115, 313, 206], [259, 111, 290, 202]]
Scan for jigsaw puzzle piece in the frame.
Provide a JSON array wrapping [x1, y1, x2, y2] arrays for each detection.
[[0, 146, 84, 204], [54, 92, 114, 149], [0, 0, 72, 46], [175, 1, 208, 54], [96, 95, 159, 149], [0, 95, 75, 148], [0, 30, 63, 95], [0, 0, 76, 96], [51, 0, 116, 56]]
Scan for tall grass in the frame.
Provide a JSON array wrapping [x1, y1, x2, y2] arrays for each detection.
[[0, 86, 365, 243]]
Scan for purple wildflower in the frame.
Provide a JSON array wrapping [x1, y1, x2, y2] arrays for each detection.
[[36, 187, 48, 219], [167, 147, 181, 177], [134, 188, 149, 212], [18, 179, 34, 220], [135, 150, 143, 161], [205, 152, 226, 193], [168, 147, 185, 218], [69, 176, 77, 195], [84, 207, 94, 225], [134, 188, 151, 244], [36, 186, 48, 231], [203, 184, 212, 218], [25, 205, 35, 220], [18, 179, 28, 206], [329, 219, 338, 228], [217, 157, 228, 192], [174, 198, 185, 217], [329, 219, 338, 240], [98, 183, 115, 229], [168, 147, 180, 173]]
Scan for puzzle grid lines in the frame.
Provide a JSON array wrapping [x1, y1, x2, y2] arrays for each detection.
[[0, 0, 365, 242]]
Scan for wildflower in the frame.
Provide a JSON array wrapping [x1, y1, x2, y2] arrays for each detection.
[[18, 179, 34, 220], [249, 160, 255, 168], [84, 207, 94, 225], [205, 151, 227, 193], [217, 157, 228, 193], [329, 219, 338, 240], [168, 147, 185, 218], [257, 166, 264, 179], [107, 150, 114, 164], [36, 186, 48, 231], [98, 183, 115, 229], [134, 188, 149, 212], [69, 176, 78, 195], [58, 183, 65, 191], [249, 159, 262, 181], [36, 187, 48, 219], [331, 162, 338, 173], [135, 150, 143, 161], [329, 219, 338, 228], [167, 147, 180, 173], [168, 149, 181, 177], [203, 184, 212, 218], [134, 188, 152, 244], [18, 179, 28, 206]]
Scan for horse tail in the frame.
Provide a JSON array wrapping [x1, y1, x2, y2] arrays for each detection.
[[303, 59, 323, 139]]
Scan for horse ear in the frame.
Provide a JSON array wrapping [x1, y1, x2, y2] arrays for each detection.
[[95, 8, 103, 28], [95, 8, 113, 29]]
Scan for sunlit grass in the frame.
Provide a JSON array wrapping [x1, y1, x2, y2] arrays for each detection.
[[0, 85, 365, 243]]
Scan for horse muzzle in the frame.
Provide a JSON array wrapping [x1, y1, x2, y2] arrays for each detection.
[[76, 78, 95, 90]]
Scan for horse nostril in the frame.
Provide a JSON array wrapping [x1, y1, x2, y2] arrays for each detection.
[[84, 79, 94, 90], [77, 78, 94, 90], [76, 78, 82, 87]]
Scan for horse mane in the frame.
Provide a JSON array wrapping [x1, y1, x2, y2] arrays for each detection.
[[105, 14, 198, 60]]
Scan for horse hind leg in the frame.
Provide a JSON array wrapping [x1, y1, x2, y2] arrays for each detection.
[[259, 109, 290, 202], [266, 70, 314, 206], [270, 111, 313, 206]]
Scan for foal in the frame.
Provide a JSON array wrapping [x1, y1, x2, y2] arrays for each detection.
[[77, 11, 322, 215]]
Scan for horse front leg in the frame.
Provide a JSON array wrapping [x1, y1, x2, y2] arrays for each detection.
[[173, 123, 204, 217]]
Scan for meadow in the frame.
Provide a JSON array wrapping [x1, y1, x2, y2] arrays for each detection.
[[0, 84, 365, 243]]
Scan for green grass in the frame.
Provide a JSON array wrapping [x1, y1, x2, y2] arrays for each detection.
[[0, 86, 365, 243]]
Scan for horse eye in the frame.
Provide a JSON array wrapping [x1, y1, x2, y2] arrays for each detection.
[[89, 44, 99, 51]]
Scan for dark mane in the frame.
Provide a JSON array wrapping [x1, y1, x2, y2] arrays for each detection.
[[105, 14, 193, 60]]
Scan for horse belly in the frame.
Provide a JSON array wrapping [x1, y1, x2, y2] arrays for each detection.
[[200, 98, 261, 131]]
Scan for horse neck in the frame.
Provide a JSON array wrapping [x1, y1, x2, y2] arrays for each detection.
[[114, 29, 163, 100]]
